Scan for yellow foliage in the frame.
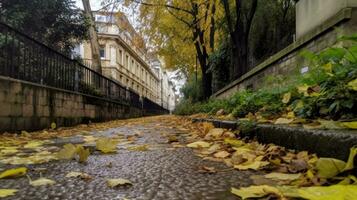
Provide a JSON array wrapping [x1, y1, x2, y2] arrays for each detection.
[[0, 167, 27, 179], [347, 78, 357, 91], [282, 92, 291, 104], [57, 144, 77, 160], [264, 172, 301, 181], [186, 141, 210, 148], [107, 178, 132, 187], [316, 158, 346, 178], [76, 145, 90, 163], [127, 145, 149, 151], [234, 160, 269, 170], [0, 189, 18, 198], [274, 118, 294, 124], [342, 121, 357, 129], [29, 177, 56, 186], [50, 122, 56, 130], [224, 138, 245, 147], [96, 138, 118, 153], [231, 185, 283, 200], [343, 146, 357, 171]]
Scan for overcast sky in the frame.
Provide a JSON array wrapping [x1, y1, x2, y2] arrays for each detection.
[[75, 0, 138, 27]]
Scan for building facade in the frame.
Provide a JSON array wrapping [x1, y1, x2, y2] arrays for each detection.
[[78, 11, 160, 103], [150, 58, 176, 111]]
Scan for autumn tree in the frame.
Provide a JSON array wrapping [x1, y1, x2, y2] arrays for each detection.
[[108, 0, 221, 99]]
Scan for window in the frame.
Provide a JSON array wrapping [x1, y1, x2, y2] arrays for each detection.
[[126, 55, 129, 68], [95, 14, 115, 23], [95, 14, 107, 22], [96, 24, 107, 33], [118, 50, 123, 64], [100, 47, 105, 59]]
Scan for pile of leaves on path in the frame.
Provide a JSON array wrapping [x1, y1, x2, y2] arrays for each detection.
[[0, 118, 158, 198], [170, 117, 357, 200], [1, 115, 356, 199]]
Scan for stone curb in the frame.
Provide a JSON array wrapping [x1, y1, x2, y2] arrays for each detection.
[[192, 118, 357, 160]]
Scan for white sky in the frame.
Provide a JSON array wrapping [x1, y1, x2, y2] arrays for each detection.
[[75, 0, 139, 27]]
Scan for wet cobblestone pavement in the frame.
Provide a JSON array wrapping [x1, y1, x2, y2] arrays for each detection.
[[0, 118, 255, 200]]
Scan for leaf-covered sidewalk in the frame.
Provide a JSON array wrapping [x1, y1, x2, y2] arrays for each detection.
[[0, 116, 356, 200]]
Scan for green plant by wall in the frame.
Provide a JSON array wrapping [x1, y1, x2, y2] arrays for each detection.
[[174, 36, 357, 122]]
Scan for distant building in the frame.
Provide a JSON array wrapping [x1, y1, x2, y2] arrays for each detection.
[[77, 11, 160, 103], [149, 57, 176, 112]]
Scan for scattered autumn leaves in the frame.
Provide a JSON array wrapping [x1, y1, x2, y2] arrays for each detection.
[[210, 77, 357, 131], [1, 115, 356, 199], [176, 117, 357, 200], [0, 117, 160, 198]]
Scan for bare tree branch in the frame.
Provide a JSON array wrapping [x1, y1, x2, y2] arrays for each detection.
[[129, 0, 193, 15]]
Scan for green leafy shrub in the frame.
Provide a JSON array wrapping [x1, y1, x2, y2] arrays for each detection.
[[175, 35, 357, 121]]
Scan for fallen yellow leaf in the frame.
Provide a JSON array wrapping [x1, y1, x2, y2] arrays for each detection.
[[76, 145, 90, 163], [96, 138, 118, 153], [316, 158, 346, 178], [30, 177, 56, 186], [264, 172, 301, 181], [296, 185, 357, 200], [202, 122, 215, 134], [343, 146, 357, 171], [57, 144, 77, 160], [127, 145, 149, 151], [83, 135, 97, 143], [186, 141, 210, 148], [0, 167, 27, 179], [317, 120, 344, 130], [274, 118, 294, 125], [224, 138, 245, 147], [342, 121, 357, 129], [107, 178, 132, 187], [24, 141, 44, 149], [0, 189, 18, 198], [282, 92, 291, 104], [205, 128, 224, 139], [51, 122, 56, 129], [213, 151, 230, 158], [231, 185, 283, 200], [234, 161, 269, 170]]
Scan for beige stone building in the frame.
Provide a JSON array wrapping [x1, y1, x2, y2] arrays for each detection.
[[78, 11, 160, 103]]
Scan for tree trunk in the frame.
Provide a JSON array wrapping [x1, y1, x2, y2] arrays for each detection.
[[230, 32, 248, 79], [201, 70, 212, 99], [82, 0, 102, 74]]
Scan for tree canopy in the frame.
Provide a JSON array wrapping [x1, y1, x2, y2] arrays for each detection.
[[0, 0, 90, 55], [121, 0, 296, 98]]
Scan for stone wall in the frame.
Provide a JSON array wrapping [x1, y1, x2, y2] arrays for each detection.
[[0, 76, 143, 132], [296, 0, 357, 39], [212, 8, 357, 99]]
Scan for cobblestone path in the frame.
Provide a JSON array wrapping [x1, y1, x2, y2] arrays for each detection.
[[0, 116, 254, 200]]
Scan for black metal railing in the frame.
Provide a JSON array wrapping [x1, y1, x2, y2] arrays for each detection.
[[0, 22, 167, 113]]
